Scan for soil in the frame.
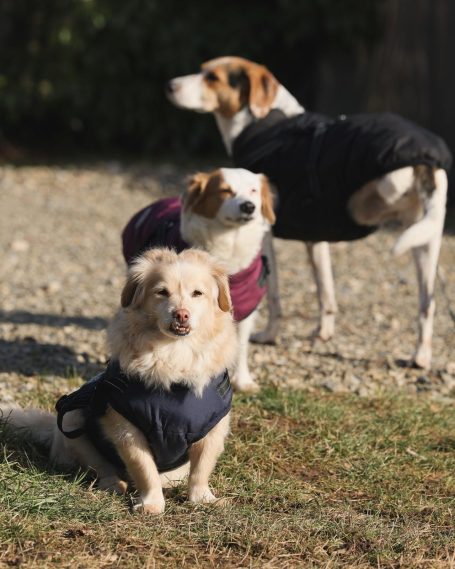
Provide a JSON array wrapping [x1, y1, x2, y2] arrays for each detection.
[[1, 163, 454, 403]]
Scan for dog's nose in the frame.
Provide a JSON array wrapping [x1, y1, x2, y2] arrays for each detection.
[[173, 309, 190, 324], [165, 80, 179, 95], [240, 201, 255, 215]]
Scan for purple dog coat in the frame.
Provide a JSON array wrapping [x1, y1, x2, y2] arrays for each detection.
[[122, 197, 269, 322]]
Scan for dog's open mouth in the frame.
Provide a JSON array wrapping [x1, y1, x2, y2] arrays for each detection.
[[169, 322, 191, 336]]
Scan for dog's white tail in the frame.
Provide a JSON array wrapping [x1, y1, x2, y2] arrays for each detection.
[[393, 169, 448, 256], [1, 405, 56, 447]]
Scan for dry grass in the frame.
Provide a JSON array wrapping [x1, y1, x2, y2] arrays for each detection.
[[1, 388, 454, 568]]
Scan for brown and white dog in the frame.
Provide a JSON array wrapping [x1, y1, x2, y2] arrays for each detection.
[[1, 249, 237, 513], [122, 167, 275, 391], [166, 56, 449, 369]]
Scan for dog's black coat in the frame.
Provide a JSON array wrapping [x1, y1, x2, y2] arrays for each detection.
[[232, 110, 452, 242], [56, 361, 232, 474]]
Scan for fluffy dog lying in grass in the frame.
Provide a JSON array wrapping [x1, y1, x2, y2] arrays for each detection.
[[1, 248, 237, 514]]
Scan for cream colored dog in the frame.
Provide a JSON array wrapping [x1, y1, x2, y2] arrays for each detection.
[[1, 248, 237, 514]]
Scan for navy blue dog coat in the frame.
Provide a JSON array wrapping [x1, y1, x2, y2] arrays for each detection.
[[55, 361, 232, 474], [232, 110, 452, 242]]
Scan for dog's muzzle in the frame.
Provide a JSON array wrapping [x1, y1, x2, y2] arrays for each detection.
[[169, 308, 191, 336]]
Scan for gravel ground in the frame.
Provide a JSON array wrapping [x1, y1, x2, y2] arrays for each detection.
[[1, 163, 454, 403]]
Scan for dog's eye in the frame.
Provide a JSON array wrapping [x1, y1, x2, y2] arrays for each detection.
[[220, 187, 234, 195], [251, 188, 257, 193], [156, 288, 170, 297], [192, 290, 203, 297], [205, 71, 219, 82]]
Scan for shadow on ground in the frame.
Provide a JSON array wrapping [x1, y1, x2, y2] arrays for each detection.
[[0, 311, 107, 330], [0, 338, 101, 377]]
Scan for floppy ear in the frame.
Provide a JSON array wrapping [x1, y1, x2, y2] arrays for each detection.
[[246, 64, 278, 119], [121, 273, 144, 308], [261, 175, 276, 225], [212, 265, 232, 313], [183, 172, 210, 210]]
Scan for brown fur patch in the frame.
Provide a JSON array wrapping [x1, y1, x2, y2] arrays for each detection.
[[260, 175, 276, 224], [187, 170, 233, 219], [202, 56, 278, 119], [348, 176, 424, 227], [210, 264, 232, 313], [201, 63, 248, 118], [414, 165, 436, 198], [185, 172, 210, 211]]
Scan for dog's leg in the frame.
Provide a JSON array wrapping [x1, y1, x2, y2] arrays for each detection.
[[100, 407, 165, 514], [67, 435, 128, 495], [410, 170, 447, 369], [412, 239, 440, 369], [50, 409, 127, 494], [250, 230, 281, 345], [188, 414, 229, 505], [306, 241, 338, 340], [232, 311, 259, 393]]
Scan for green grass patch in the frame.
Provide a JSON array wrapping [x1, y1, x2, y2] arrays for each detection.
[[1, 389, 454, 568]]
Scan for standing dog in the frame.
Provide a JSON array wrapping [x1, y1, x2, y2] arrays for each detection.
[[122, 167, 275, 391], [1, 249, 237, 513], [166, 56, 452, 369]]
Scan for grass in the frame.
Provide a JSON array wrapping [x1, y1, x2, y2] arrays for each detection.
[[1, 387, 454, 568]]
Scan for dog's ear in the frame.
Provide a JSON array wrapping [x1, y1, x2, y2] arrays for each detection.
[[183, 172, 210, 210], [246, 64, 278, 119], [212, 265, 232, 313], [261, 175, 276, 225], [121, 273, 144, 308], [121, 248, 177, 308]]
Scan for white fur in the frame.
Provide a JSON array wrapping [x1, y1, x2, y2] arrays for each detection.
[[181, 168, 270, 274], [272, 84, 304, 116], [180, 168, 271, 390], [377, 167, 414, 205], [305, 241, 337, 340], [233, 311, 259, 392], [393, 169, 448, 256], [167, 74, 215, 113], [215, 108, 253, 155]]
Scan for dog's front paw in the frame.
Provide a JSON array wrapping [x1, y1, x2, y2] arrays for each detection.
[[134, 496, 165, 515], [232, 373, 260, 393], [97, 476, 128, 495], [312, 314, 335, 342], [189, 486, 223, 505], [237, 381, 260, 393], [250, 329, 277, 345], [413, 344, 432, 370]]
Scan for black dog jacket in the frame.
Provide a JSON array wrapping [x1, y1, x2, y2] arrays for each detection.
[[56, 361, 232, 474], [232, 110, 452, 242]]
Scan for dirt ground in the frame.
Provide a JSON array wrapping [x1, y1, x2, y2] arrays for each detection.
[[1, 163, 454, 403]]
